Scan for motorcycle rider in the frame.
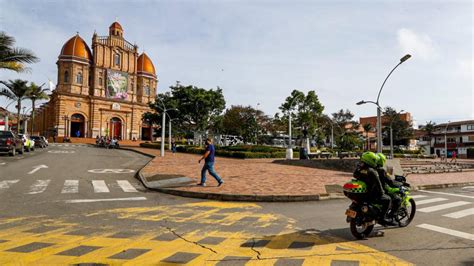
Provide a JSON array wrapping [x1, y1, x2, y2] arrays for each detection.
[[376, 153, 402, 220], [354, 152, 395, 226]]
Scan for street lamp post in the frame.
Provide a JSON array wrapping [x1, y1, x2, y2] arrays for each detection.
[[356, 54, 411, 153], [286, 94, 303, 159], [444, 121, 450, 162]]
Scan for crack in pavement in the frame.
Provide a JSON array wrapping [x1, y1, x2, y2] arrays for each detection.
[[164, 226, 218, 254], [250, 238, 262, 260]]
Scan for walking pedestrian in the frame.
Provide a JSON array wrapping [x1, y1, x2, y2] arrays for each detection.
[[450, 150, 457, 164], [171, 140, 177, 155], [197, 138, 224, 187]]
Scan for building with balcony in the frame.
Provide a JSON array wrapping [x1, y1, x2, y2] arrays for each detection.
[[431, 120, 474, 159]]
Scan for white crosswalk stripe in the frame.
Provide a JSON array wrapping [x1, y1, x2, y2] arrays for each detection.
[[443, 208, 474, 219], [92, 180, 110, 193], [61, 180, 79, 193], [416, 198, 448, 205], [418, 201, 471, 213], [27, 180, 51, 194], [117, 180, 138, 192], [1, 179, 140, 195], [410, 195, 428, 199]]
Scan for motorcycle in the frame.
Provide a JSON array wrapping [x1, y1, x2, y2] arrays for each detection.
[[343, 175, 416, 239]]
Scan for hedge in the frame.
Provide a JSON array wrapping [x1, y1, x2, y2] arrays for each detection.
[[140, 143, 298, 159]]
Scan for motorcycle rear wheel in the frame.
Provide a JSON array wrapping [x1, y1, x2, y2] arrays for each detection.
[[350, 219, 374, 239], [396, 198, 416, 227]]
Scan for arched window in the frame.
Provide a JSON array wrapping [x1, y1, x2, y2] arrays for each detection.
[[76, 72, 83, 84], [64, 71, 69, 83], [114, 53, 120, 66]]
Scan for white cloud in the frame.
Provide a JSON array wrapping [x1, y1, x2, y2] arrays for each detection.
[[457, 59, 473, 79], [397, 28, 438, 60]]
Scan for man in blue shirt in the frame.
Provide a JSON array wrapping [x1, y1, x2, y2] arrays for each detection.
[[198, 138, 224, 187]]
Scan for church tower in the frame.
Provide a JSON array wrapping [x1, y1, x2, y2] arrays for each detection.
[[56, 34, 92, 95], [137, 53, 158, 104]]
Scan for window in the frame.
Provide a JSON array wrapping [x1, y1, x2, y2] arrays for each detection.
[[114, 53, 120, 66], [64, 71, 69, 83], [144, 85, 150, 96], [467, 125, 474, 131], [76, 72, 83, 84], [447, 137, 456, 143]]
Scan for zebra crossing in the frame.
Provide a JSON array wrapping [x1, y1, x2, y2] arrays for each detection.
[[411, 191, 474, 241], [0, 179, 141, 195], [410, 193, 474, 218]]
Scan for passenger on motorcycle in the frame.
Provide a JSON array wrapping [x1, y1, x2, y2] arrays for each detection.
[[376, 153, 402, 219], [353, 152, 394, 226]]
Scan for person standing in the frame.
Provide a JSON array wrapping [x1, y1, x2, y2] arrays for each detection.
[[198, 138, 224, 187], [171, 140, 177, 155]]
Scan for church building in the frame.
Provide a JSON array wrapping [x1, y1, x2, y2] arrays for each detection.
[[33, 21, 157, 140]]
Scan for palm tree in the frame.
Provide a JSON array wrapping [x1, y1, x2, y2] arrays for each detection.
[[423, 121, 436, 153], [0, 79, 30, 132], [0, 31, 39, 72], [363, 123, 373, 151], [27, 82, 49, 134]]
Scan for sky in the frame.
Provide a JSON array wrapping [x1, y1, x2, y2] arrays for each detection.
[[0, 0, 472, 127]]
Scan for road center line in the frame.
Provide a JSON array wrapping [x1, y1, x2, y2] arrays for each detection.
[[418, 189, 474, 199], [65, 197, 147, 203], [417, 223, 474, 241]]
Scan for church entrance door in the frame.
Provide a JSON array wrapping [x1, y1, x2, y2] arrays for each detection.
[[70, 114, 85, 138], [110, 117, 122, 139]]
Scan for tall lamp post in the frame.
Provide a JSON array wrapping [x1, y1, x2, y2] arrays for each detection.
[[286, 94, 303, 159], [356, 54, 411, 153], [389, 109, 404, 159], [444, 121, 451, 161], [156, 97, 178, 157]]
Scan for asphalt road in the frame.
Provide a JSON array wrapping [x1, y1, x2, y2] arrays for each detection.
[[0, 145, 473, 265]]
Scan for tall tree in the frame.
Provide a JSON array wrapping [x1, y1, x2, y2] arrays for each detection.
[[382, 107, 414, 146], [146, 82, 226, 135], [330, 109, 361, 150], [0, 32, 39, 72], [27, 82, 49, 133], [0, 79, 30, 132], [422, 121, 436, 150], [221, 105, 267, 143], [278, 89, 324, 138]]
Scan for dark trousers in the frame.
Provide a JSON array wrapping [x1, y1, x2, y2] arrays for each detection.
[[374, 194, 392, 218]]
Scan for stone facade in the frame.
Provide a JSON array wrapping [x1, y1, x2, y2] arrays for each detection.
[[33, 22, 157, 140]]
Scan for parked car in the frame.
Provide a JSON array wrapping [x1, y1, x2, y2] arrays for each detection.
[[0, 130, 24, 156], [31, 135, 47, 148], [18, 134, 35, 152]]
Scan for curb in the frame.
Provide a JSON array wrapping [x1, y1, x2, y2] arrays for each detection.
[[413, 182, 474, 191], [121, 147, 474, 202]]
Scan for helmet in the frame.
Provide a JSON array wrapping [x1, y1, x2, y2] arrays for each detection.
[[360, 151, 378, 168], [376, 153, 387, 167]]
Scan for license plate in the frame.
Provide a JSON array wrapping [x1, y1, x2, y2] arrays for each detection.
[[345, 209, 357, 218]]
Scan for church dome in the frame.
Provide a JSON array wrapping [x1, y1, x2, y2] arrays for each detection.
[[137, 53, 156, 77], [109, 21, 123, 31], [59, 34, 92, 61]]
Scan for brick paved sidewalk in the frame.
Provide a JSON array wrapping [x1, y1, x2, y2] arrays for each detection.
[[130, 147, 474, 201]]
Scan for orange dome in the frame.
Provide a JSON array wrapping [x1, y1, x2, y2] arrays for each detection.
[[59, 34, 92, 61], [109, 21, 123, 31], [137, 53, 156, 76]]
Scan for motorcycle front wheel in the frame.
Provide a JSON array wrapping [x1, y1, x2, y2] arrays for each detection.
[[350, 218, 374, 239], [396, 198, 416, 227]]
